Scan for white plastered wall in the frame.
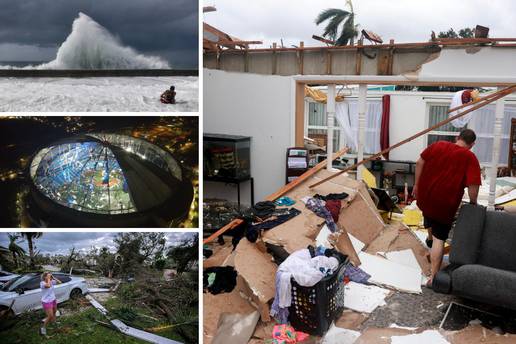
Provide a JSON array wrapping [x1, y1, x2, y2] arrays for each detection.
[[203, 69, 294, 205]]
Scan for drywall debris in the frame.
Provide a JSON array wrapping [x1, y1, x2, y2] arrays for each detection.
[[204, 289, 256, 344], [385, 249, 421, 272], [321, 324, 361, 344], [344, 282, 390, 313], [234, 239, 277, 321], [349, 233, 366, 253], [212, 311, 260, 344], [358, 252, 422, 293], [391, 330, 450, 344]]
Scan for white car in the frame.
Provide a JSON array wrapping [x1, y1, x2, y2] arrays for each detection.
[[0, 273, 88, 315], [0, 271, 19, 285]]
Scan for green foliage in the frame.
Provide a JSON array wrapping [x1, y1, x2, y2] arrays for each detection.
[[114, 233, 166, 275], [117, 283, 139, 301], [315, 0, 358, 46], [153, 258, 167, 270], [438, 27, 475, 39], [166, 235, 198, 273]]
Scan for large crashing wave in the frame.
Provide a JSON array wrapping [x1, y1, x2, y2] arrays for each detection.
[[3, 13, 170, 69]]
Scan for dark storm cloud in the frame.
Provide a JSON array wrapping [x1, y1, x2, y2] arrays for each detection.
[[0, 232, 197, 255], [0, 0, 198, 68]]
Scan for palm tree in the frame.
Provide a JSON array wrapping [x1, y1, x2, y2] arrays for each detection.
[[315, 0, 358, 46], [20, 232, 42, 269], [8, 234, 25, 269]]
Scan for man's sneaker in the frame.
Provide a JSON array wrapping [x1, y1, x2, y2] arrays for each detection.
[[40, 327, 47, 336]]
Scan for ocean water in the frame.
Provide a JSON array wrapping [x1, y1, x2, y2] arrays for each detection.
[[0, 76, 198, 112], [0, 13, 169, 70]]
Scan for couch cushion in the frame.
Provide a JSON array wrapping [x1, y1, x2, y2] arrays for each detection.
[[452, 264, 516, 310], [449, 204, 485, 265], [477, 211, 516, 272]]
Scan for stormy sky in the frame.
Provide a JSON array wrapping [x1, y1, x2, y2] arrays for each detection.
[[205, 0, 516, 48], [0, 232, 197, 256], [0, 0, 198, 68]]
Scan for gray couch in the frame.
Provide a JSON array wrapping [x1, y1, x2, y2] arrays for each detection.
[[433, 204, 516, 310]]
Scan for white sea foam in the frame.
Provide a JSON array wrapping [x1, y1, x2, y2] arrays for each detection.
[[1, 13, 169, 70]]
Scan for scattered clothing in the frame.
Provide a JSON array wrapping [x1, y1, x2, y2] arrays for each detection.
[[266, 243, 291, 265], [314, 192, 349, 201], [324, 199, 342, 222], [305, 198, 338, 232], [272, 324, 310, 344], [343, 264, 371, 284], [251, 201, 276, 219], [207, 273, 216, 287], [246, 208, 302, 242], [203, 266, 237, 294], [275, 196, 296, 207], [271, 249, 340, 323], [203, 248, 213, 258]]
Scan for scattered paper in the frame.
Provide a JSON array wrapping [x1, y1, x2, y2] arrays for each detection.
[[344, 282, 390, 313]]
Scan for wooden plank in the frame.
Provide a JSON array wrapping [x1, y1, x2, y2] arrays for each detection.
[[377, 49, 390, 75], [326, 49, 332, 75], [295, 81, 305, 146], [272, 42, 277, 75], [202, 147, 349, 244], [309, 85, 516, 188], [299, 41, 304, 75]]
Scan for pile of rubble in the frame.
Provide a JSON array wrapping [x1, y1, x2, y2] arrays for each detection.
[[203, 168, 516, 343]]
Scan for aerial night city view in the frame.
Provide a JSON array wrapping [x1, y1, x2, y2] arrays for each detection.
[[0, 116, 198, 228]]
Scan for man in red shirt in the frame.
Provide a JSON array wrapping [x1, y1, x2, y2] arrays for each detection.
[[413, 129, 481, 285]]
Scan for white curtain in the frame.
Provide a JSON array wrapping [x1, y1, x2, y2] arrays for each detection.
[[469, 104, 516, 164], [335, 100, 382, 154]]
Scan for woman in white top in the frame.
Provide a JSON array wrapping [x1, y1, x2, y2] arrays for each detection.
[[40, 272, 61, 336]]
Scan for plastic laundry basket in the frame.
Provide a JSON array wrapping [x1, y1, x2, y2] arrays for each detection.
[[287, 258, 347, 336]]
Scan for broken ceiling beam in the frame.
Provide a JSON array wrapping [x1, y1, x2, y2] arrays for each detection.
[[312, 34, 336, 45]]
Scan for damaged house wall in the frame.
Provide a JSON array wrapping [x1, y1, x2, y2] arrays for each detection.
[[204, 69, 294, 203]]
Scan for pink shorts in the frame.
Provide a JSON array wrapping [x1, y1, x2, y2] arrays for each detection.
[[42, 300, 57, 310]]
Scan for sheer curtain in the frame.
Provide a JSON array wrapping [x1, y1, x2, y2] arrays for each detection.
[[335, 100, 382, 154], [469, 104, 516, 165]]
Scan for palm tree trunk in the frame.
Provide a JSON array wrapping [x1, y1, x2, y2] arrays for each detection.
[[28, 238, 35, 269]]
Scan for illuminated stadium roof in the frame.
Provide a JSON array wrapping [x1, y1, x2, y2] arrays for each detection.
[[29, 133, 189, 219]]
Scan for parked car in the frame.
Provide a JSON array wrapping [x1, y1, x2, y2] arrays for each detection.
[[0, 271, 19, 285], [0, 273, 87, 315]]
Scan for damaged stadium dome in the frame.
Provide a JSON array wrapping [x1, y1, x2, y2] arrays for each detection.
[[27, 133, 193, 227]]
